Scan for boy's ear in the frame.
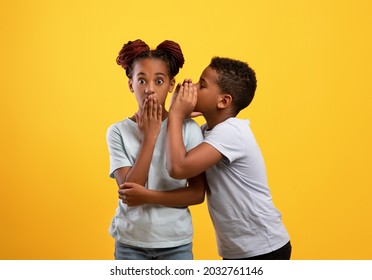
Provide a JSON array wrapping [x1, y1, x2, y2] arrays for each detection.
[[128, 79, 134, 92], [168, 78, 176, 92], [217, 94, 233, 109]]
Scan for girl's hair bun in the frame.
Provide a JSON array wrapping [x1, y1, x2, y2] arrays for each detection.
[[116, 39, 150, 69], [156, 40, 184, 69]]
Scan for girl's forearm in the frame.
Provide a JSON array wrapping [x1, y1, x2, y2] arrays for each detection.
[[125, 136, 157, 186]]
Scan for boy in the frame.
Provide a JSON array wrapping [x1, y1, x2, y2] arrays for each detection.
[[121, 57, 291, 259]]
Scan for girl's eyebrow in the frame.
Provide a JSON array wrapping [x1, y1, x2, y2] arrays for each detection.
[[155, 72, 166, 77], [136, 72, 166, 77]]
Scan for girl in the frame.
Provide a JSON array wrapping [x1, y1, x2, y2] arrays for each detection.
[[106, 39, 206, 260]]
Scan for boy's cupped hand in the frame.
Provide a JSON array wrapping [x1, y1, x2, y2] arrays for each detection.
[[170, 79, 202, 119]]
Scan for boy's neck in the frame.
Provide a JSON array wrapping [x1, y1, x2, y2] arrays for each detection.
[[204, 111, 236, 130]]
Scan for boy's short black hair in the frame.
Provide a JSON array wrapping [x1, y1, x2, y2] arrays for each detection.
[[209, 57, 257, 115]]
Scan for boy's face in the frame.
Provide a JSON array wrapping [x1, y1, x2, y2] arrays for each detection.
[[128, 58, 175, 110], [195, 66, 223, 114]]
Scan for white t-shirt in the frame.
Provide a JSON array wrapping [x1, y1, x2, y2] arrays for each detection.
[[106, 118, 203, 248], [202, 118, 290, 258]]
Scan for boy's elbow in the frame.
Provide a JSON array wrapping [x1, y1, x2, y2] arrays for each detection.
[[192, 184, 206, 205], [196, 193, 205, 204], [186, 191, 204, 206], [190, 191, 205, 206]]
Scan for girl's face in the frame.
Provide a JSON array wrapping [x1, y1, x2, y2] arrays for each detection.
[[129, 58, 175, 110], [195, 66, 223, 114]]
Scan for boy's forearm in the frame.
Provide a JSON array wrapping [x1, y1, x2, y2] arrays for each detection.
[[166, 114, 188, 178], [121, 172, 206, 207], [147, 186, 205, 207]]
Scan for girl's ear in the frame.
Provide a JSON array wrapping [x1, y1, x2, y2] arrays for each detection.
[[128, 79, 134, 92], [217, 94, 233, 109], [168, 78, 176, 92]]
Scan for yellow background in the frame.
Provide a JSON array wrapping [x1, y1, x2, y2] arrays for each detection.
[[1, 0, 371, 260]]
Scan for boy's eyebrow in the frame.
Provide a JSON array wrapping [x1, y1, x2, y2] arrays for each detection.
[[200, 77, 208, 83]]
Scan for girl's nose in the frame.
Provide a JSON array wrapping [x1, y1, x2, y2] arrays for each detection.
[[145, 86, 155, 94]]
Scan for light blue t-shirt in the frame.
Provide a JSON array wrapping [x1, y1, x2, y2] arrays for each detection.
[[106, 118, 203, 248], [203, 118, 290, 259]]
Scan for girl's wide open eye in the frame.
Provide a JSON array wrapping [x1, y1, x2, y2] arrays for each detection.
[[138, 78, 146, 85], [155, 79, 164, 85]]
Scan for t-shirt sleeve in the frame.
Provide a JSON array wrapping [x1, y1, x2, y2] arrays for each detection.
[[203, 122, 244, 163], [106, 124, 132, 178], [183, 119, 204, 151]]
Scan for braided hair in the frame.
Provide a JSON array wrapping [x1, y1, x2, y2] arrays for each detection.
[[116, 39, 184, 79]]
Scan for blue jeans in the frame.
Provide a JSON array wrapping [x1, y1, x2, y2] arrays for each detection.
[[114, 241, 193, 260]]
